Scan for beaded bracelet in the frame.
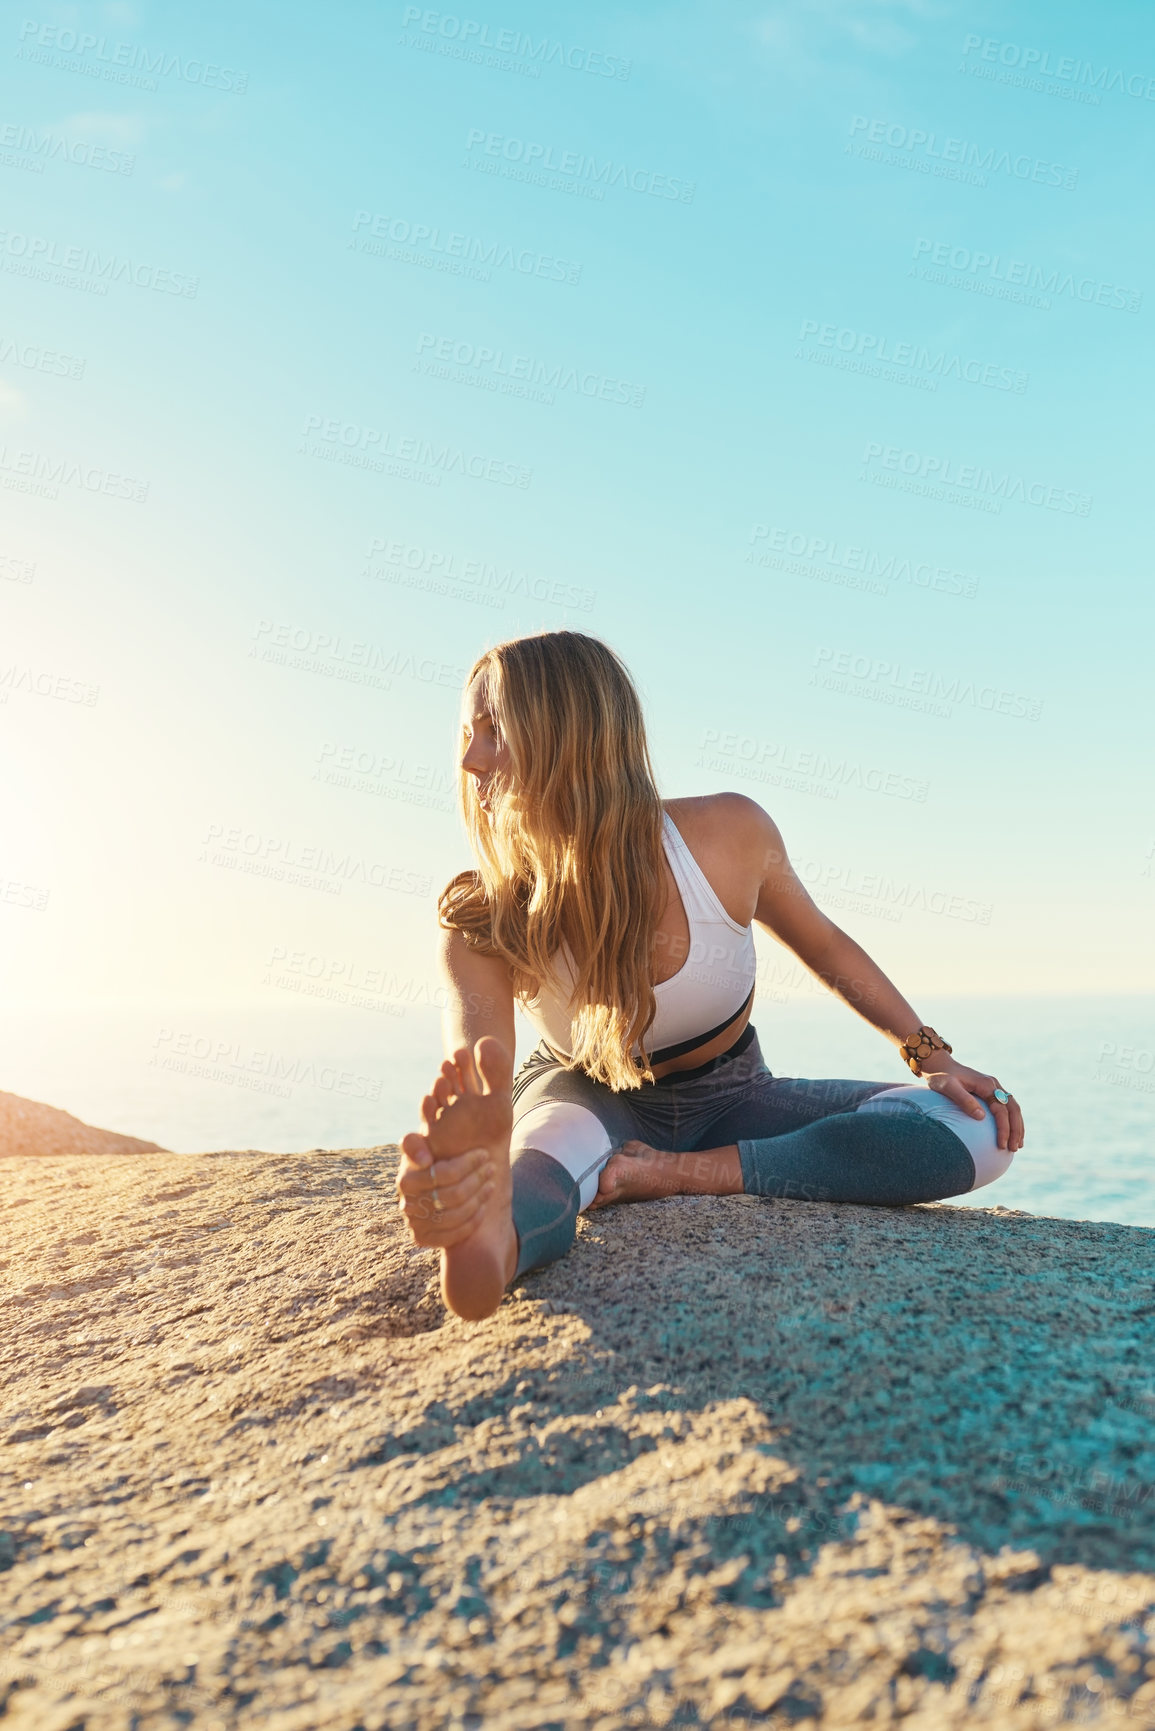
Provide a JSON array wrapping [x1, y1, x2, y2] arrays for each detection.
[[900, 1024, 953, 1075]]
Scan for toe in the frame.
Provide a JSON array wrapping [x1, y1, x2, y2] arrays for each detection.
[[475, 1036, 514, 1096], [455, 1044, 482, 1094]]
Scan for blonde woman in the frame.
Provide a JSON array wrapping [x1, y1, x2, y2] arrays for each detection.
[[397, 631, 1023, 1321]]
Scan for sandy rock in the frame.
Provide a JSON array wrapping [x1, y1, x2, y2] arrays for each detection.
[[2, 1122, 1155, 1728], [0, 1090, 166, 1158]]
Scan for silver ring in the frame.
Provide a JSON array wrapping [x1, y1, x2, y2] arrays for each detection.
[[992, 1088, 1010, 1105]]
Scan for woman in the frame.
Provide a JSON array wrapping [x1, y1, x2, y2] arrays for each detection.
[[397, 631, 1023, 1321]]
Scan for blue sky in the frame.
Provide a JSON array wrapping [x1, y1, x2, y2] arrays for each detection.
[[2, 0, 1152, 1023]]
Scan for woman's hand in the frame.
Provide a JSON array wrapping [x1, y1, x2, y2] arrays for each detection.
[[917, 1054, 1024, 1153], [396, 1133, 493, 1249]]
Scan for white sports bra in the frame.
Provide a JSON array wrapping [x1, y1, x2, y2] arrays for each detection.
[[521, 811, 758, 1067]]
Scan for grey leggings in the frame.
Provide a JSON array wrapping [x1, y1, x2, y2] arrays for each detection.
[[509, 1024, 1011, 1279]]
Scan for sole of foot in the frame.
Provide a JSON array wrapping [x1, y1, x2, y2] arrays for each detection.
[[424, 1037, 517, 1321]]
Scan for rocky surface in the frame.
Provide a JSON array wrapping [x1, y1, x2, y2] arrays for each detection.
[[3, 1130, 1155, 1728]]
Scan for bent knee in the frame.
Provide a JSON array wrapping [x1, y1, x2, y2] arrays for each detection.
[[969, 1128, 1014, 1192], [935, 1096, 1013, 1192], [857, 1084, 1013, 1194]]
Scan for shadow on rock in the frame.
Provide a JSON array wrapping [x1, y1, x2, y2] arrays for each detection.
[[501, 1194, 1155, 1580]]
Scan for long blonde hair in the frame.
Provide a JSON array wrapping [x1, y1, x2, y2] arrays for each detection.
[[439, 631, 665, 1090]]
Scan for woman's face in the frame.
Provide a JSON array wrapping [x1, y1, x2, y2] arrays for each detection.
[[460, 671, 511, 814]]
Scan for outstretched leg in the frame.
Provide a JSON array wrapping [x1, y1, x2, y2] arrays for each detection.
[[505, 1060, 638, 1274], [398, 1037, 517, 1322]]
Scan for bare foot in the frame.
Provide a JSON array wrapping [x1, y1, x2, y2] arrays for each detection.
[[589, 1140, 686, 1208], [589, 1139, 746, 1209], [418, 1038, 516, 1321]]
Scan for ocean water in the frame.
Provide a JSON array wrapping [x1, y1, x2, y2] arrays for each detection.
[[1, 995, 1151, 1229]]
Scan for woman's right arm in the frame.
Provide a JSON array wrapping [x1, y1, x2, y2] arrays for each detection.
[[437, 925, 516, 1063]]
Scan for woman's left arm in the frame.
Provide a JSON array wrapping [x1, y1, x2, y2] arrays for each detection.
[[744, 801, 1024, 1153]]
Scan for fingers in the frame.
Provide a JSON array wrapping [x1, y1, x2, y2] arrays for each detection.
[[980, 1078, 1023, 1153], [396, 1144, 493, 1242], [928, 1074, 987, 1121], [400, 1182, 495, 1247], [400, 1130, 433, 1166], [1006, 1095, 1025, 1153], [921, 1061, 1024, 1156], [927, 1074, 1024, 1154], [397, 1142, 490, 1200]]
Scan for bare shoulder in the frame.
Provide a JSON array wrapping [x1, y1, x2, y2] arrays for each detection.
[[663, 793, 784, 920], [665, 791, 783, 854], [436, 922, 515, 993]]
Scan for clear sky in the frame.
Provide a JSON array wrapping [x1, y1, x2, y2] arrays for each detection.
[[2, 0, 1153, 1023]]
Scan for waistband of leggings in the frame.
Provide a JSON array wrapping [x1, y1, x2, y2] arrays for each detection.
[[645, 1020, 760, 1087], [518, 1020, 761, 1099]]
